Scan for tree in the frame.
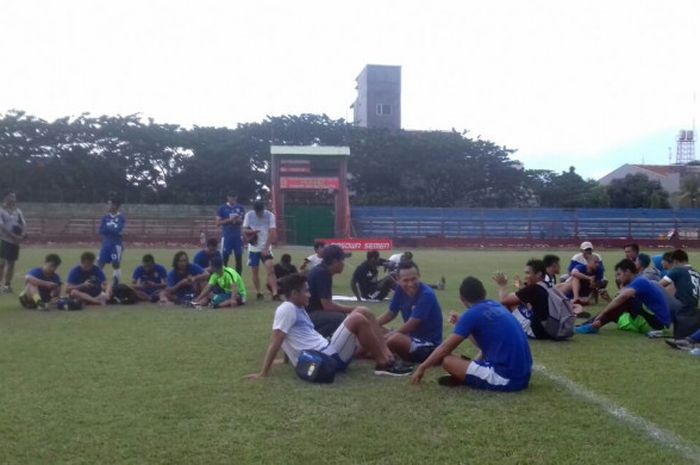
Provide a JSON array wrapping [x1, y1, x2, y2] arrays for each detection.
[[679, 174, 700, 208], [605, 173, 670, 208], [526, 167, 599, 208]]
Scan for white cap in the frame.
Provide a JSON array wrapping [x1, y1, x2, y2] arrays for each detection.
[[580, 241, 594, 251]]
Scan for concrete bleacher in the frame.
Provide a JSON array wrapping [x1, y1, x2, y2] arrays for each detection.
[[351, 207, 700, 243]]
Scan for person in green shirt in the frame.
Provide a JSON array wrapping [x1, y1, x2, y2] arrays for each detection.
[[193, 256, 247, 309]]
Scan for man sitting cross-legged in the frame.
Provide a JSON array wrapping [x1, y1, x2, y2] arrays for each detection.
[[411, 276, 532, 392], [192, 256, 247, 309], [193, 238, 223, 272], [376, 260, 443, 363], [660, 249, 700, 339], [244, 273, 413, 380], [163, 251, 210, 304], [19, 253, 63, 310], [495, 259, 581, 339], [66, 251, 111, 306], [576, 259, 672, 335], [132, 254, 168, 303]]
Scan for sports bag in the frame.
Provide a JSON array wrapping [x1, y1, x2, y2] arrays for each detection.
[[111, 284, 139, 305], [537, 282, 575, 340], [295, 350, 338, 383]]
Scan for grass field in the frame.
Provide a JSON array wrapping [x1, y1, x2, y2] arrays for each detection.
[[2, 246, 700, 465]]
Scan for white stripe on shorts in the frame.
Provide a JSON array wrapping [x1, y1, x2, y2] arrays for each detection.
[[466, 361, 510, 386], [326, 323, 358, 364]]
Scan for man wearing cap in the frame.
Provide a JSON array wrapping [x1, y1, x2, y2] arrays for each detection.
[[307, 244, 361, 337], [193, 256, 247, 309], [243, 200, 279, 300], [216, 193, 245, 274], [562, 241, 608, 302]]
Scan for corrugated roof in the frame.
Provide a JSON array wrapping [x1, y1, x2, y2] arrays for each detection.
[[270, 145, 351, 157]]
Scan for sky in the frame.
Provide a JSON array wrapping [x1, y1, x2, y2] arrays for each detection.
[[1, 0, 699, 179]]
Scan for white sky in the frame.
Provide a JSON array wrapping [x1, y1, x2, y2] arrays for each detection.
[[1, 0, 699, 179]]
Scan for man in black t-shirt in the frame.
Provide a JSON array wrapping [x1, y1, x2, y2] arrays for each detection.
[[307, 245, 368, 338], [350, 251, 396, 301], [494, 258, 581, 340]]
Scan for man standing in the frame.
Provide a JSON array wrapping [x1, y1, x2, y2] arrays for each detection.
[[0, 190, 27, 293], [350, 251, 396, 301], [243, 200, 278, 301], [576, 259, 671, 335], [216, 193, 245, 274], [307, 245, 356, 337], [660, 249, 700, 339], [98, 199, 126, 286], [377, 261, 443, 363]]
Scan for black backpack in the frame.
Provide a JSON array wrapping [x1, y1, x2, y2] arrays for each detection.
[[111, 284, 139, 305]]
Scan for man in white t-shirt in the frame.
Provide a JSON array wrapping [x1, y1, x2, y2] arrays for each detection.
[[244, 273, 413, 380], [300, 240, 325, 273], [243, 200, 279, 301]]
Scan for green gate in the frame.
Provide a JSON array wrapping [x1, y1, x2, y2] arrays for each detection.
[[285, 205, 335, 246]]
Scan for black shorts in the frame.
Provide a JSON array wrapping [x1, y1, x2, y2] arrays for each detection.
[[0, 241, 19, 261]]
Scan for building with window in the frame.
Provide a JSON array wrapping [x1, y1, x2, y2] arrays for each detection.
[[351, 64, 401, 130]]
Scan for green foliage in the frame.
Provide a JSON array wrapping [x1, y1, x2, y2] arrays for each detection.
[[678, 174, 700, 208], [2, 246, 699, 465], [606, 173, 671, 209], [526, 166, 601, 208], [0, 110, 535, 207]]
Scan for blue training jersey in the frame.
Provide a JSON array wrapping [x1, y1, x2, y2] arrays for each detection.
[[389, 283, 443, 345], [132, 264, 168, 288], [217, 203, 245, 237], [454, 300, 533, 380], [99, 213, 126, 244], [193, 249, 222, 269]]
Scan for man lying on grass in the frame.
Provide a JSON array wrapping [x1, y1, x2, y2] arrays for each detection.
[[245, 273, 413, 380], [377, 260, 443, 363], [576, 259, 672, 335], [411, 277, 532, 392], [19, 253, 62, 310]]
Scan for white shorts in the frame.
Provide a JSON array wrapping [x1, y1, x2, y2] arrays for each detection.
[[322, 322, 358, 366]]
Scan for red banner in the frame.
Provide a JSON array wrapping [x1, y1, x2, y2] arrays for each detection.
[[280, 176, 340, 190], [319, 238, 393, 252]]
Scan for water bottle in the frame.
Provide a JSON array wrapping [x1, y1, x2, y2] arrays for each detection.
[[690, 348, 700, 356]]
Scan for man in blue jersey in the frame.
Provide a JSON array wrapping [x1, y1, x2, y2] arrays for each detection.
[[163, 251, 210, 304], [98, 199, 126, 286], [193, 238, 223, 272], [411, 276, 532, 392], [377, 260, 443, 363], [216, 193, 245, 274], [19, 253, 62, 310], [132, 254, 168, 303], [67, 251, 110, 306], [577, 259, 672, 335]]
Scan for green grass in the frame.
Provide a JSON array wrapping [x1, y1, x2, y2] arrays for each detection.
[[1, 246, 700, 465]]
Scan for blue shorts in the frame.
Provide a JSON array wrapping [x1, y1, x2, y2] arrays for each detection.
[[221, 235, 243, 257], [409, 338, 437, 363], [248, 251, 273, 268], [99, 243, 123, 267], [464, 360, 530, 392]]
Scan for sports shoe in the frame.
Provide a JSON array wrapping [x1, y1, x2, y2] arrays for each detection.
[[256, 293, 264, 301], [1, 285, 13, 294], [665, 338, 695, 351], [36, 300, 48, 311], [575, 323, 599, 335], [690, 348, 700, 356], [272, 294, 281, 301], [438, 277, 446, 291], [374, 360, 413, 377], [646, 330, 665, 339]]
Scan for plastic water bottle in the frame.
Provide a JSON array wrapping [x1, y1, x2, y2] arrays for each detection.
[[690, 348, 700, 356]]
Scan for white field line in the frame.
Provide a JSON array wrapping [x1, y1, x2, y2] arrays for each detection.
[[535, 364, 700, 465]]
